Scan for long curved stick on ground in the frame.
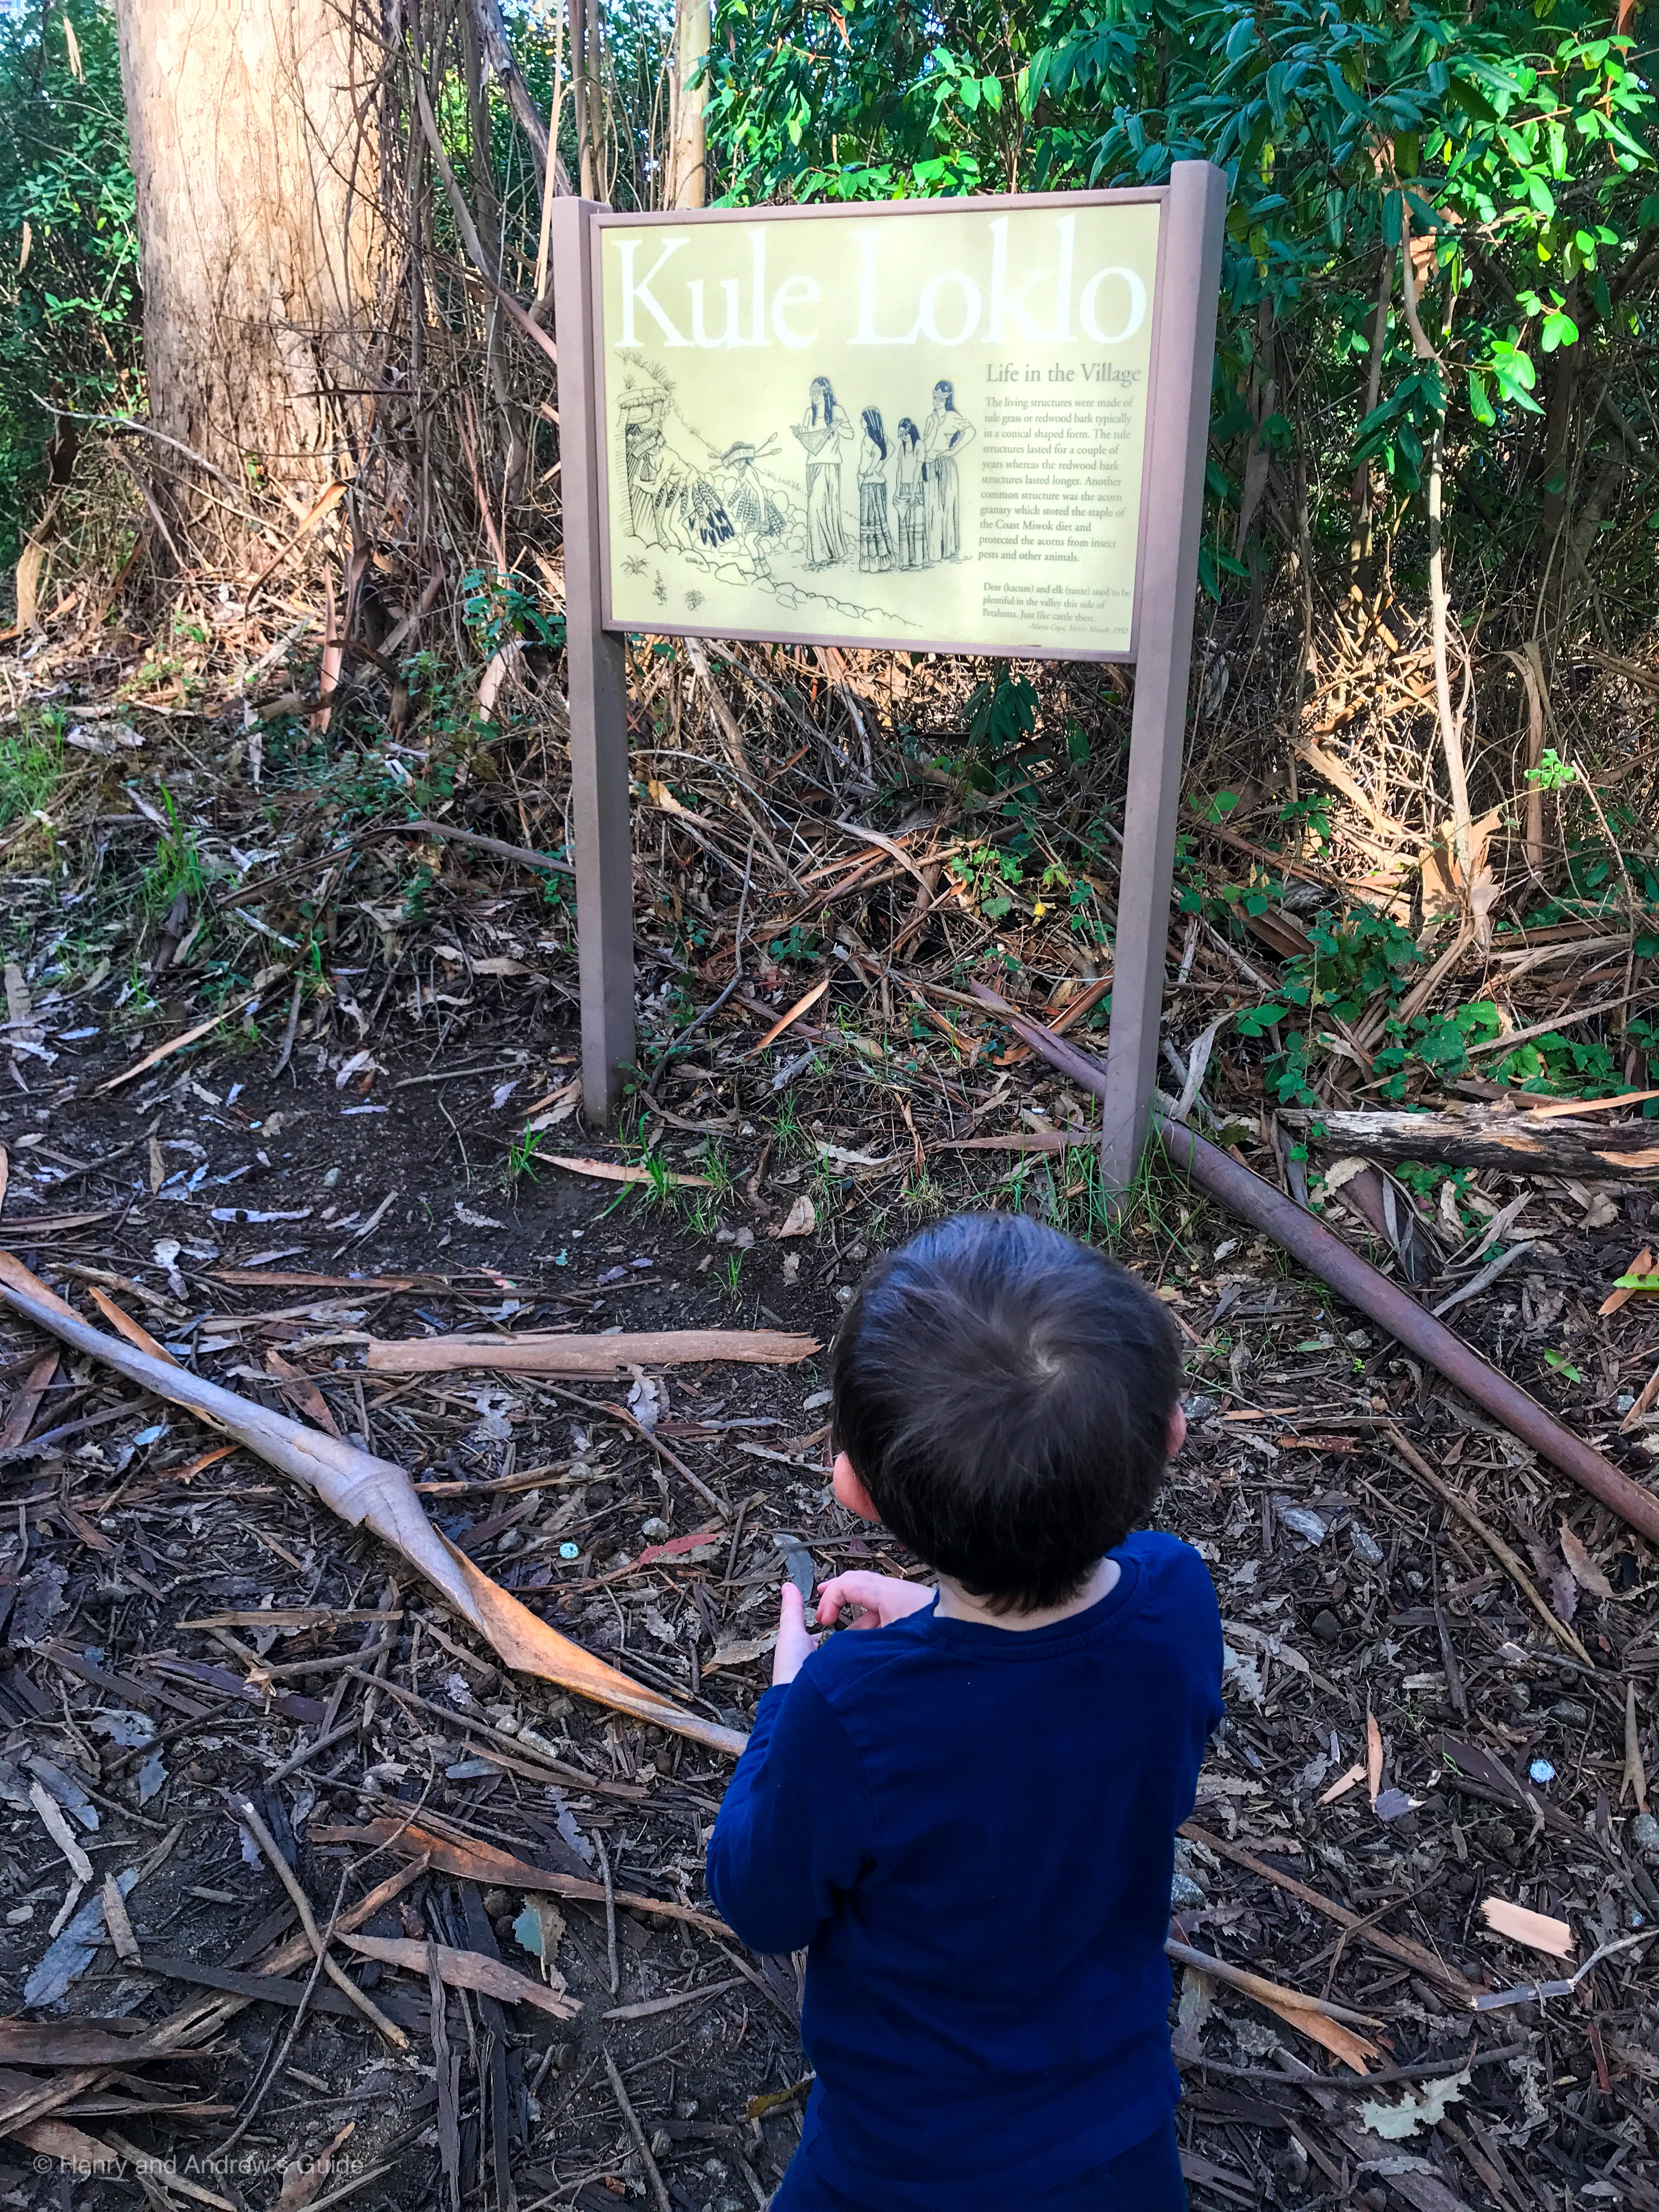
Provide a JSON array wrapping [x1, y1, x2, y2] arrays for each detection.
[[966, 986, 1659, 1548], [0, 1252, 747, 1756]]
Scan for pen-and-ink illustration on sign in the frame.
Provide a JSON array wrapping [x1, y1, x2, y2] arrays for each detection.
[[595, 197, 1162, 658]]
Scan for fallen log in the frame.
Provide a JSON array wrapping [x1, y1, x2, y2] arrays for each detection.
[[1280, 1103, 1659, 1178], [968, 984, 1659, 1548], [364, 1325, 819, 1376]]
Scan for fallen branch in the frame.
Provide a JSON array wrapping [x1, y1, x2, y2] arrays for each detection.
[[1163, 1940, 1380, 2074], [358, 817, 573, 877], [312, 1816, 732, 1938], [0, 1254, 746, 1756], [1283, 1104, 1659, 1178], [95, 983, 276, 1096], [1383, 1424, 1593, 1667], [605, 2046, 674, 2212], [967, 985, 1659, 1547], [1179, 1823, 1482, 2006], [365, 1325, 819, 1376], [336, 1931, 578, 2020]]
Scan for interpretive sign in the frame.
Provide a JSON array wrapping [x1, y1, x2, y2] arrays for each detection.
[[550, 169, 1226, 1189], [591, 196, 1163, 660]]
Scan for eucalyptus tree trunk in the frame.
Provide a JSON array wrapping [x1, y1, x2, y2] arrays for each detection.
[[571, 0, 602, 200], [668, 0, 710, 208], [112, 0, 383, 498]]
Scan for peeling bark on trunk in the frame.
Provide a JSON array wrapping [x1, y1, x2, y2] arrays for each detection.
[[113, 0, 384, 502], [668, 0, 711, 208]]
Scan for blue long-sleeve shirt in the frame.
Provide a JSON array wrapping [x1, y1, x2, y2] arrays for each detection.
[[706, 1531, 1223, 2209]]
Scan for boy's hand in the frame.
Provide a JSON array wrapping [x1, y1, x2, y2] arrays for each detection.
[[772, 1583, 817, 1686], [815, 1571, 935, 1632]]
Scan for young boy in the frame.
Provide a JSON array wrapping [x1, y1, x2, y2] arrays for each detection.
[[706, 1213, 1222, 2211]]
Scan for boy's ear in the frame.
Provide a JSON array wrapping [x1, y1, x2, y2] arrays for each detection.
[[1167, 1403, 1188, 1459], [832, 1450, 882, 1524]]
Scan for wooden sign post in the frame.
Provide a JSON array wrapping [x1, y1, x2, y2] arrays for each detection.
[[552, 165, 1227, 1189]]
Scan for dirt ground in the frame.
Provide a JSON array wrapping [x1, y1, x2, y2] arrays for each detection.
[[0, 971, 1655, 2212], [0, 620, 1654, 2211]]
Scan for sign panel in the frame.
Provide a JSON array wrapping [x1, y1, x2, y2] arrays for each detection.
[[592, 194, 1164, 661]]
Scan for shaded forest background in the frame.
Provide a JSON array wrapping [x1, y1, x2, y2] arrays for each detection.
[[4, 0, 1659, 1133]]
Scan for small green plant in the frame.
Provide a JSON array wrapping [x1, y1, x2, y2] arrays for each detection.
[[767, 923, 821, 966], [720, 1249, 745, 1301], [43, 933, 111, 991], [0, 715, 63, 835], [1093, 1138, 1211, 1269], [948, 839, 1025, 922], [964, 672, 1038, 758], [684, 1190, 723, 1237], [213, 1011, 264, 1058], [1394, 1161, 1475, 1231], [398, 862, 437, 926], [460, 567, 565, 659], [901, 1173, 949, 1219], [114, 962, 160, 1024], [140, 788, 209, 913], [1542, 1347, 1583, 1384], [1054, 1146, 1124, 1245], [1277, 792, 1335, 849], [128, 654, 198, 700], [1369, 999, 1507, 1099], [505, 1126, 544, 1186], [1527, 748, 1577, 793], [771, 1094, 808, 1156], [604, 1144, 675, 1218], [806, 1160, 840, 1220], [1488, 1024, 1635, 1098]]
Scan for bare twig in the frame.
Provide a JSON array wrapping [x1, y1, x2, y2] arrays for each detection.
[[234, 1798, 411, 2049], [602, 2045, 672, 2212]]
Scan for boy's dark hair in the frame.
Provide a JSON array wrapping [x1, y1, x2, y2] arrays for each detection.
[[829, 1214, 1181, 1612]]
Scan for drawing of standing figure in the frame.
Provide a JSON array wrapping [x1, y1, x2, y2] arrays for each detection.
[[791, 376, 851, 568], [857, 408, 895, 573], [923, 379, 976, 564], [893, 419, 926, 570]]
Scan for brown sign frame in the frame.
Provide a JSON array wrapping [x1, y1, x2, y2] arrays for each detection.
[[550, 165, 1227, 1192], [587, 190, 1172, 665]]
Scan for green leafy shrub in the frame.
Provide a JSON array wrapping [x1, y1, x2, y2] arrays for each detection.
[[0, 0, 139, 574]]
